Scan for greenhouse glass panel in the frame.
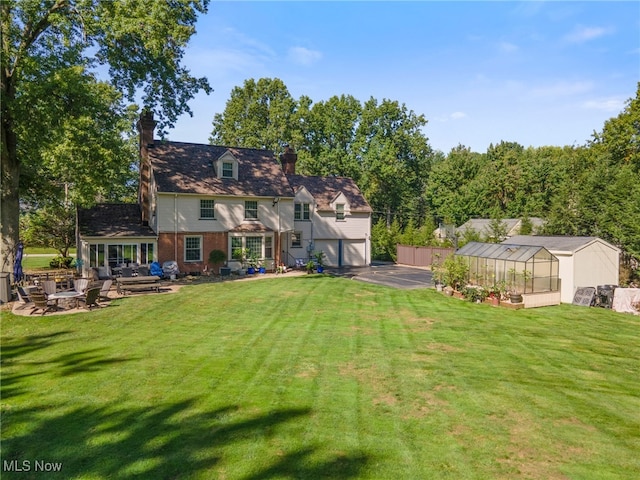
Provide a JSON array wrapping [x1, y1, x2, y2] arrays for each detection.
[[455, 242, 559, 294]]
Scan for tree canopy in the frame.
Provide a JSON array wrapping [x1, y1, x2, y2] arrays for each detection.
[[1, 0, 211, 272]]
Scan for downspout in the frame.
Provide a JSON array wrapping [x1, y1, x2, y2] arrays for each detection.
[[174, 194, 178, 261], [277, 197, 281, 267]]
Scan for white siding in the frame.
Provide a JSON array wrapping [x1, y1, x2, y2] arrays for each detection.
[[573, 242, 619, 291], [156, 194, 288, 233]]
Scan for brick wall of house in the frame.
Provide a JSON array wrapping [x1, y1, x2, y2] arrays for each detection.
[[157, 232, 228, 275]]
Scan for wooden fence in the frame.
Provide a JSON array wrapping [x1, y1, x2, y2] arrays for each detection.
[[396, 244, 455, 268]]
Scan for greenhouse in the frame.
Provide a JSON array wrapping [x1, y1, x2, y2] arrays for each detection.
[[455, 242, 560, 294]]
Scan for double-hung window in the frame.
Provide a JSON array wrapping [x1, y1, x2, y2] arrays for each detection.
[[185, 236, 202, 262], [294, 203, 310, 220], [200, 199, 215, 219], [291, 232, 302, 248], [245, 200, 258, 219], [222, 162, 233, 178], [336, 204, 345, 221]]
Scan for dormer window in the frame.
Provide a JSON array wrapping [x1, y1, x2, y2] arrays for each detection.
[[336, 204, 345, 221], [216, 151, 238, 180], [222, 162, 233, 178]]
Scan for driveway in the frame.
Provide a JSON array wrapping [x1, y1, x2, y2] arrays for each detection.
[[328, 263, 433, 290]]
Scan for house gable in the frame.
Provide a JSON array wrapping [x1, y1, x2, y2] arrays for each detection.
[[330, 191, 351, 215], [294, 186, 314, 204]]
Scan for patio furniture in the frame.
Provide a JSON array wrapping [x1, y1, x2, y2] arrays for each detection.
[[120, 267, 133, 277], [47, 290, 83, 309], [137, 265, 150, 276], [41, 280, 57, 297], [99, 279, 113, 301], [97, 266, 113, 280], [16, 286, 32, 310], [73, 278, 90, 295], [116, 275, 161, 295], [79, 287, 101, 310], [30, 292, 56, 315]]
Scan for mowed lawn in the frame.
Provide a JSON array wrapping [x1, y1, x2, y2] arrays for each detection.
[[1, 275, 638, 479]]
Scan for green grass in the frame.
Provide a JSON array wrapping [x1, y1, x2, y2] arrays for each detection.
[[2, 276, 639, 479]]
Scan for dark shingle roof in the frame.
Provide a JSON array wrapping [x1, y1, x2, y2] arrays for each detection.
[[148, 141, 294, 198], [78, 204, 156, 238], [286, 174, 372, 213], [504, 235, 618, 253]]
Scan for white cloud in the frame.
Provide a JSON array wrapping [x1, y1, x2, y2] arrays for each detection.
[[582, 97, 625, 112], [564, 25, 613, 43], [288, 46, 323, 66], [499, 41, 519, 53], [450, 112, 467, 120], [530, 81, 593, 97]]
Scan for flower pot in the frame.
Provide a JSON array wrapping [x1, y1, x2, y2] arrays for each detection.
[[317, 265, 324, 273], [490, 296, 500, 306], [258, 266, 266, 274], [510, 293, 523, 304], [247, 267, 256, 275]]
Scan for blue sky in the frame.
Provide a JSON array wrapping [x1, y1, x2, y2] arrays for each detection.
[[167, 1, 640, 153]]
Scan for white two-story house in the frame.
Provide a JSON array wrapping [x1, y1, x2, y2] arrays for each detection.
[[77, 112, 371, 275]]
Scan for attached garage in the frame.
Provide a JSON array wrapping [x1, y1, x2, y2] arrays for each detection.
[[505, 236, 620, 304], [314, 239, 367, 267]]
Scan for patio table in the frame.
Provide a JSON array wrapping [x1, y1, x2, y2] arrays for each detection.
[[48, 291, 83, 309]]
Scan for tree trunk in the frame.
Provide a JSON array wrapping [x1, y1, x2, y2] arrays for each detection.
[[1, 78, 20, 276]]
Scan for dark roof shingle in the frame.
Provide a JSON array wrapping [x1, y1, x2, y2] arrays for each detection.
[[286, 174, 372, 213], [148, 141, 294, 198], [78, 204, 156, 237]]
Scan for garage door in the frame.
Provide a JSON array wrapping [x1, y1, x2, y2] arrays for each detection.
[[314, 239, 366, 267]]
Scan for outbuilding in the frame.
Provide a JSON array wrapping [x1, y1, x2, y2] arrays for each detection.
[[504, 236, 620, 304]]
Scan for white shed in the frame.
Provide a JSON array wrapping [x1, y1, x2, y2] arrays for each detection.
[[505, 236, 620, 303]]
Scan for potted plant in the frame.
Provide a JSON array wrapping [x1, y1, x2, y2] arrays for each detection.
[[488, 284, 501, 306], [257, 258, 266, 274], [508, 268, 531, 304], [247, 252, 259, 275], [232, 247, 248, 275], [208, 249, 226, 275], [314, 251, 326, 273], [305, 259, 315, 274]]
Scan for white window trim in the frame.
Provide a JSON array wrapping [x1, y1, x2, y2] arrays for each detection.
[[244, 200, 258, 220], [184, 235, 203, 262], [291, 231, 303, 248], [294, 202, 311, 221], [199, 199, 216, 220]]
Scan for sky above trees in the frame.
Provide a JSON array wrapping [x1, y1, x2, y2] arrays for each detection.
[[166, 1, 639, 153]]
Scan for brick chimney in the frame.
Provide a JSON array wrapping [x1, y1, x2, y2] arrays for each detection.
[[279, 145, 297, 175], [137, 111, 156, 225]]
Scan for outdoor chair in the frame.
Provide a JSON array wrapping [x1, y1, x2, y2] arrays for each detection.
[[97, 266, 113, 280], [41, 280, 57, 297], [16, 286, 32, 309], [120, 267, 133, 277], [137, 265, 149, 276], [99, 279, 112, 301], [30, 292, 56, 315], [79, 287, 101, 310], [73, 278, 89, 295]]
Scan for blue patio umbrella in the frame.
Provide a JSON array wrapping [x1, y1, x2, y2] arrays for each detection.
[[13, 241, 24, 283]]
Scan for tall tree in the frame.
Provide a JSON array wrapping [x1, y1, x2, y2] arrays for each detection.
[[354, 98, 431, 226], [1, 0, 211, 273], [297, 94, 362, 179], [210, 78, 297, 153]]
